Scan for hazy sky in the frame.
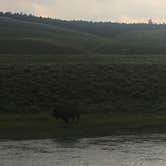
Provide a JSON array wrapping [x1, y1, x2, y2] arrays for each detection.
[[0, 0, 166, 23]]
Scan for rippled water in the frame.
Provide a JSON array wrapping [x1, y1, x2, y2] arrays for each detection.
[[1, 134, 166, 166]]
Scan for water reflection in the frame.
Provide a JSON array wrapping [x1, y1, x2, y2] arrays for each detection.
[[0, 134, 166, 166], [53, 137, 80, 148]]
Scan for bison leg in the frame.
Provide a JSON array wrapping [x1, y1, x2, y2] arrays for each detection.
[[76, 114, 80, 121], [71, 116, 75, 122], [63, 118, 69, 124]]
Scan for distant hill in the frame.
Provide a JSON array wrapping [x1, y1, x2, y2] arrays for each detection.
[[1, 12, 166, 55]]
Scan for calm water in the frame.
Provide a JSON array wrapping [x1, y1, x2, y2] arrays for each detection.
[[1, 134, 166, 166]]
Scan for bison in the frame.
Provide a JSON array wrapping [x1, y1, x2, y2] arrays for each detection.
[[52, 104, 80, 124]]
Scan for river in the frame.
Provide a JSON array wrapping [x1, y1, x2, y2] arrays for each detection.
[[0, 134, 166, 166]]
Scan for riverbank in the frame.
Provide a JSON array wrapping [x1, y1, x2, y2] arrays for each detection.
[[1, 112, 166, 140], [1, 54, 166, 139]]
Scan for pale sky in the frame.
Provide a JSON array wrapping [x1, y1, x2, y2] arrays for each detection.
[[0, 0, 166, 23]]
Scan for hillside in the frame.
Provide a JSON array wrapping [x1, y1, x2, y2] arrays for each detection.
[[1, 12, 166, 54], [0, 15, 111, 54], [2, 13, 166, 139]]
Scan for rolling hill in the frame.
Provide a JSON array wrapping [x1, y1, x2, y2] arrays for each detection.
[[1, 12, 166, 54]]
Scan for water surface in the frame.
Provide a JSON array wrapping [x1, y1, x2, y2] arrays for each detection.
[[0, 134, 166, 166]]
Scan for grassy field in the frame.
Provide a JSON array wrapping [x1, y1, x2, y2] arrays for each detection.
[[1, 54, 166, 139], [1, 112, 166, 139], [2, 13, 166, 139], [2, 54, 166, 64]]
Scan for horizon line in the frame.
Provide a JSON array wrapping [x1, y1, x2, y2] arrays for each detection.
[[1, 11, 165, 25]]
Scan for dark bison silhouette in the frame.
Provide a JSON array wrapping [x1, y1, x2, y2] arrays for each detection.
[[52, 104, 80, 124]]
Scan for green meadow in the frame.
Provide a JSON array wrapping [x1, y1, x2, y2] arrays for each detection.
[[1, 54, 166, 139], [1, 13, 166, 139]]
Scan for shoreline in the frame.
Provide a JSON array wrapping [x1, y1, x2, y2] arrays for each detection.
[[1, 113, 166, 140]]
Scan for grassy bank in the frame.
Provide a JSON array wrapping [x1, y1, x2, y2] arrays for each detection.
[[1, 112, 166, 139], [1, 54, 166, 139]]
